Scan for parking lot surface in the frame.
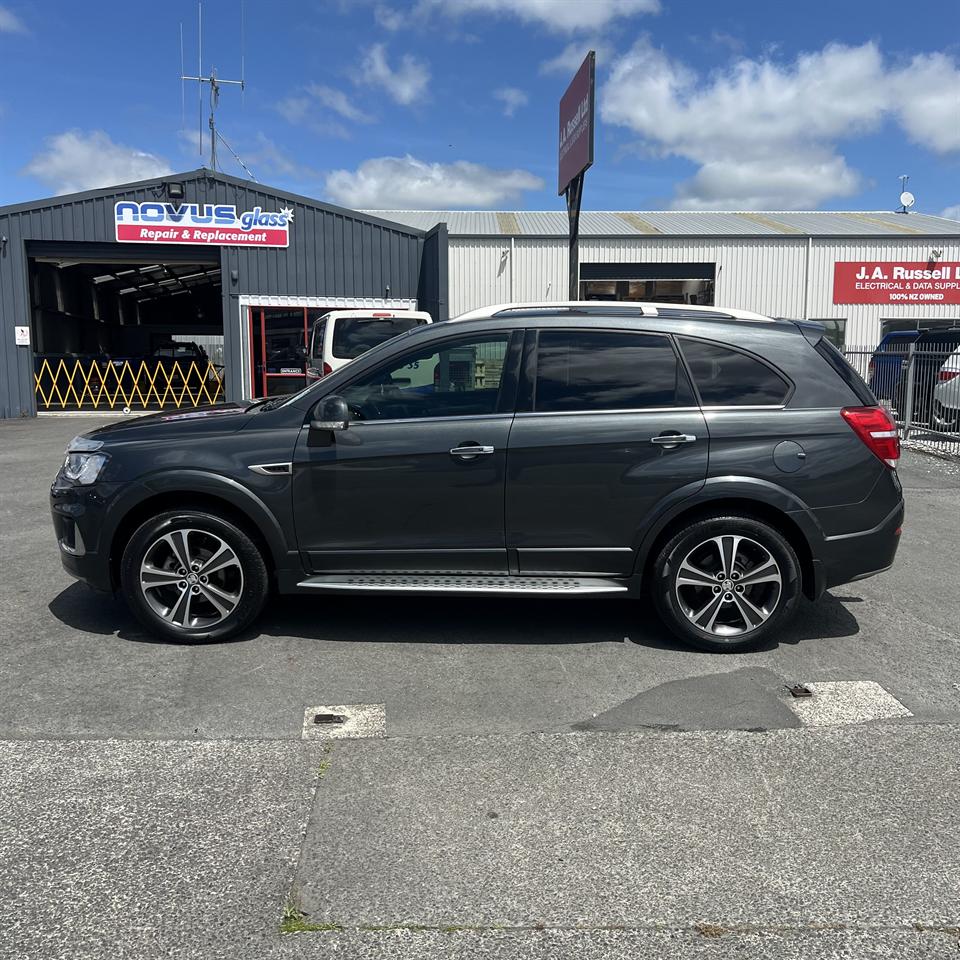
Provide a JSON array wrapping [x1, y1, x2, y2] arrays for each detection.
[[1, 415, 958, 959]]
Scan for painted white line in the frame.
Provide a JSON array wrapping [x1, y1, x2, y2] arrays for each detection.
[[787, 681, 912, 727], [302, 703, 386, 740]]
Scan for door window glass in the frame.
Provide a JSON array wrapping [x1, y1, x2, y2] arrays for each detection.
[[341, 335, 511, 421], [679, 338, 790, 406], [533, 330, 694, 412]]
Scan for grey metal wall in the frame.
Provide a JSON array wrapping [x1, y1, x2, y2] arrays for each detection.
[[0, 169, 433, 418]]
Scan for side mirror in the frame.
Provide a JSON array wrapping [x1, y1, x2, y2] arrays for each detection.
[[310, 395, 350, 431]]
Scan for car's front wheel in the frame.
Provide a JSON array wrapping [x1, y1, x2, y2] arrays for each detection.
[[120, 510, 269, 642], [651, 515, 801, 653]]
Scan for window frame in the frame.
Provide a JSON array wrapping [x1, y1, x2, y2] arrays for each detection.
[[520, 327, 699, 416], [334, 328, 523, 425], [675, 335, 795, 409]]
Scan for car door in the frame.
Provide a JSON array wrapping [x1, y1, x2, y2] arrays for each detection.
[[506, 327, 708, 576], [292, 329, 521, 574]]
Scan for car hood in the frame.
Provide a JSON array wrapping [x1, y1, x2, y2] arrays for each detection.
[[80, 401, 259, 444]]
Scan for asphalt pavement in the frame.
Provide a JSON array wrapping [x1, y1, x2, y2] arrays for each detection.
[[1, 415, 958, 959]]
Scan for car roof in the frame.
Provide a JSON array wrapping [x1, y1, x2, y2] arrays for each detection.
[[451, 300, 777, 323]]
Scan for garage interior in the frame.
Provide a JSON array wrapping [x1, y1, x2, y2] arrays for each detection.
[[29, 241, 224, 410]]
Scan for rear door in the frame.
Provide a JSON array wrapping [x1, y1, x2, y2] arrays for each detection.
[[505, 327, 708, 576]]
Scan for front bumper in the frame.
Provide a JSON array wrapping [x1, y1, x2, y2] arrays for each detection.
[[819, 499, 904, 591], [50, 477, 120, 592]]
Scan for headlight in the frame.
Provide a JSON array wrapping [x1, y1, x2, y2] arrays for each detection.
[[62, 452, 109, 484], [66, 435, 104, 453]]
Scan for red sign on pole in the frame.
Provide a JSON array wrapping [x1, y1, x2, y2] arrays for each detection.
[[558, 52, 595, 196], [833, 261, 960, 305]]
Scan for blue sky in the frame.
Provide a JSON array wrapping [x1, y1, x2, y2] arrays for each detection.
[[0, 0, 957, 216]]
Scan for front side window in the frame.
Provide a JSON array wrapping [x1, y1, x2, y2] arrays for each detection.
[[332, 316, 429, 360], [340, 334, 511, 421], [533, 330, 694, 412], [678, 338, 790, 406]]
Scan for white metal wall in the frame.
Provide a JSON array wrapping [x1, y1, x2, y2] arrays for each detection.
[[448, 234, 960, 346]]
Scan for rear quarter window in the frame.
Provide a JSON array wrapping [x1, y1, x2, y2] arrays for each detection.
[[815, 339, 877, 405], [678, 338, 791, 406]]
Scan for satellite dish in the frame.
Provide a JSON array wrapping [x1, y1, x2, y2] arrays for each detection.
[[900, 191, 915, 208]]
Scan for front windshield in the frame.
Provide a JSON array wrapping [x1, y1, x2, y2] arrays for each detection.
[[332, 317, 428, 360]]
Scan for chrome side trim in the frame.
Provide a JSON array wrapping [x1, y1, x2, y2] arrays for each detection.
[[248, 462, 293, 476], [295, 574, 629, 595]]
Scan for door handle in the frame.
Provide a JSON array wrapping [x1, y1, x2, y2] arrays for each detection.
[[449, 444, 495, 460], [651, 433, 697, 446]]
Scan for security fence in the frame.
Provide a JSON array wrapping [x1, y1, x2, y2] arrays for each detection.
[[844, 344, 960, 458], [34, 356, 225, 411]]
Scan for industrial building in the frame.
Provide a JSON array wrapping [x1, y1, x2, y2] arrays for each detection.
[[373, 209, 960, 348], [4, 167, 960, 421], [0, 169, 447, 419]]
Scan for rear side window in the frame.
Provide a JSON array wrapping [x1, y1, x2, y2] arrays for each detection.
[[815, 339, 876, 404], [534, 330, 694, 412], [678, 338, 790, 406]]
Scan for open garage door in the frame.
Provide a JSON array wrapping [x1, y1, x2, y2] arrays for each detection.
[[28, 241, 225, 412]]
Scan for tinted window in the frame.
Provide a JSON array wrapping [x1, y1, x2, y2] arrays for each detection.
[[815, 339, 876, 405], [341, 335, 510, 421], [310, 320, 327, 360], [679, 338, 790, 406], [332, 317, 429, 360], [534, 330, 693, 412]]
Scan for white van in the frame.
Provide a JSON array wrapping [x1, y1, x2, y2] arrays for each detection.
[[305, 309, 432, 383]]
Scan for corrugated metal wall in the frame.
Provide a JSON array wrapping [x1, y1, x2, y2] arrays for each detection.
[[447, 234, 960, 346], [0, 170, 433, 418]]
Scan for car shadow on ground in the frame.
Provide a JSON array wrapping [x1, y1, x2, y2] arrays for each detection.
[[48, 582, 862, 654]]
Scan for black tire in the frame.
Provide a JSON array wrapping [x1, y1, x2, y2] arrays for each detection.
[[120, 510, 269, 642], [650, 515, 801, 653]]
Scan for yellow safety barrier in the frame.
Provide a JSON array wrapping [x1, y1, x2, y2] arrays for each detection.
[[34, 358, 225, 411]]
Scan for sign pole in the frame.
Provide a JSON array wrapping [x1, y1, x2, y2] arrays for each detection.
[[565, 172, 584, 300], [557, 51, 595, 303]]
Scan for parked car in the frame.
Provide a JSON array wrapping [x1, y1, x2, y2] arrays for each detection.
[[867, 329, 918, 401], [933, 345, 960, 431], [892, 328, 960, 423], [50, 301, 903, 653], [305, 309, 432, 382]]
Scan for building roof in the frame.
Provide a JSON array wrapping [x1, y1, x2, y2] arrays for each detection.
[[362, 209, 960, 239]]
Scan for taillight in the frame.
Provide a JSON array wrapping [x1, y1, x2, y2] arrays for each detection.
[[938, 369, 960, 382], [322, 361, 333, 377], [841, 406, 900, 468]]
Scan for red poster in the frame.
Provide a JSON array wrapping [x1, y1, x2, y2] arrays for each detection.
[[833, 261, 960, 305]]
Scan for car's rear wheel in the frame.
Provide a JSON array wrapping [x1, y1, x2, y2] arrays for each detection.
[[651, 515, 801, 653], [120, 510, 269, 642]]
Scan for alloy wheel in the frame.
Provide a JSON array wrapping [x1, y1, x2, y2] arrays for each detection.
[[674, 534, 782, 637], [139, 528, 244, 629]]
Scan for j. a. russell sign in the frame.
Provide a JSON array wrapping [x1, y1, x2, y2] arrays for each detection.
[[115, 201, 293, 247], [834, 260, 960, 304]]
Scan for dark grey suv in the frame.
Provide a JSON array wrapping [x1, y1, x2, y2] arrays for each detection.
[[50, 302, 904, 653]]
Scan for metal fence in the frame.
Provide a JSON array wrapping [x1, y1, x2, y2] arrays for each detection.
[[844, 344, 960, 458]]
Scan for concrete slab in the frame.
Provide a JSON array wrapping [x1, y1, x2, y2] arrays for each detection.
[[787, 680, 913, 726], [0, 739, 319, 960], [294, 725, 960, 930]]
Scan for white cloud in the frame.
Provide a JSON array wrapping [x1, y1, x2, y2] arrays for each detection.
[[305, 84, 373, 123], [374, 4, 405, 29], [0, 5, 26, 33], [418, 0, 658, 32], [941, 205, 960, 222], [24, 130, 172, 195], [540, 39, 610, 75], [493, 86, 528, 117], [325, 154, 543, 208], [600, 38, 960, 209], [357, 44, 430, 106]]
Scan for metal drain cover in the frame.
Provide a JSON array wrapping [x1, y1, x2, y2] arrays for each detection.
[[302, 704, 385, 740]]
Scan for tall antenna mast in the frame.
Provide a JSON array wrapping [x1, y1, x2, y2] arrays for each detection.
[[180, 1, 245, 171]]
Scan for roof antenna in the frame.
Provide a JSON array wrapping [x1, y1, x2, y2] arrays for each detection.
[[180, 0, 245, 171], [897, 175, 915, 215]]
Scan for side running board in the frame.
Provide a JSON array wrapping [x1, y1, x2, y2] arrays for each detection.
[[295, 574, 629, 596]]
